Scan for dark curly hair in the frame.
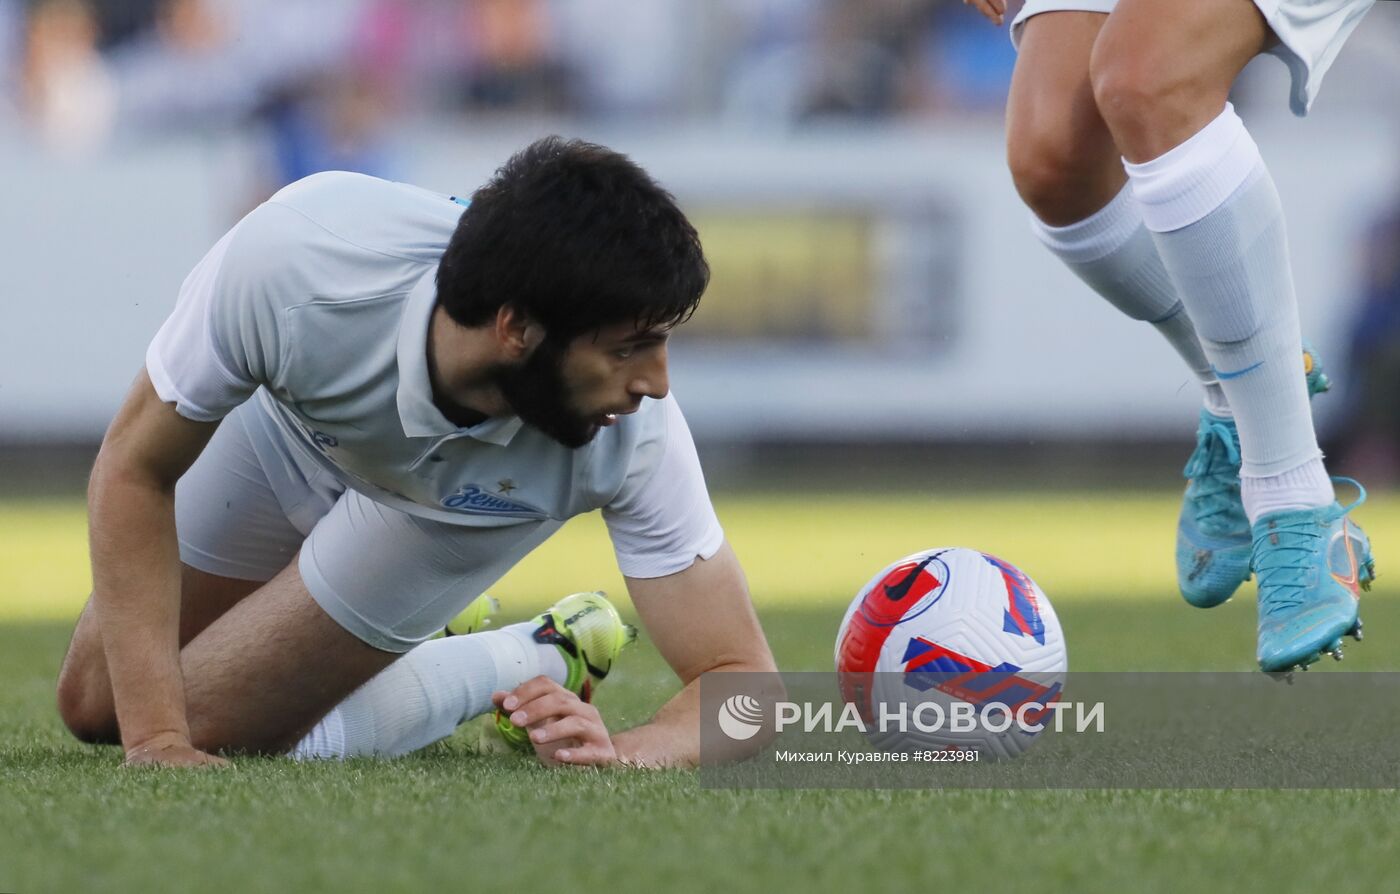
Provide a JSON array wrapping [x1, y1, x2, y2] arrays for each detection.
[[437, 136, 709, 340]]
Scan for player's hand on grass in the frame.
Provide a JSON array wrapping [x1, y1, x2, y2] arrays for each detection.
[[492, 676, 618, 768], [964, 0, 1005, 26], [123, 731, 229, 769]]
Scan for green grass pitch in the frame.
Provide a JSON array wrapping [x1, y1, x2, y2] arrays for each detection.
[[3, 492, 1398, 893]]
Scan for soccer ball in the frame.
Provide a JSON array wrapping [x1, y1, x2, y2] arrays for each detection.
[[834, 547, 1067, 759]]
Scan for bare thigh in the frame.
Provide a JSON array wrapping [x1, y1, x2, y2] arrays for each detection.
[[1006, 11, 1125, 225], [57, 564, 263, 744], [178, 558, 397, 754], [57, 560, 397, 754], [1091, 0, 1271, 161]]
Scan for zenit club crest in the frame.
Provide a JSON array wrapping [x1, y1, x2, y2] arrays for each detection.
[[440, 485, 545, 518]]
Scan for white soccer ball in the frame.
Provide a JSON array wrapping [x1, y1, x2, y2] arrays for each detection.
[[834, 547, 1068, 759]]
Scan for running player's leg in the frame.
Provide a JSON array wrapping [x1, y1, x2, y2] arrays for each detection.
[[1094, 0, 1373, 667], [1007, 12, 1122, 226], [1092, 0, 1324, 518], [1008, 8, 1264, 606], [1007, 10, 1225, 414]]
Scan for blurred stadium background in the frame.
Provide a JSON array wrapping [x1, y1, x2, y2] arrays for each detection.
[[3, 0, 1400, 494]]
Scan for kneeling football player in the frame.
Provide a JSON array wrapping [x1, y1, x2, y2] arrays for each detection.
[[57, 138, 777, 768]]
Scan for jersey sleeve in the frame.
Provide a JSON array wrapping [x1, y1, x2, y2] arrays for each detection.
[[145, 212, 287, 422], [602, 395, 725, 579]]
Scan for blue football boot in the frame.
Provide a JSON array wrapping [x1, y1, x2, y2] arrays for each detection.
[[1175, 343, 1332, 607], [1176, 412, 1250, 607], [1253, 480, 1374, 674]]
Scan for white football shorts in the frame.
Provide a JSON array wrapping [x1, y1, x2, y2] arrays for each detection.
[[1010, 0, 1376, 116], [175, 396, 563, 652]]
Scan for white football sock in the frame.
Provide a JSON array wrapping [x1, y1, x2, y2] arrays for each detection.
[[1126, 104, 1333, 520], [1030, 184, 1228, 416], [1240, 456, 1334, 522], [289, 622, 568, 760]]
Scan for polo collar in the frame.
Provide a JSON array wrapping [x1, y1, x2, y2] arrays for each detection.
[[395, 267, 524, 446]]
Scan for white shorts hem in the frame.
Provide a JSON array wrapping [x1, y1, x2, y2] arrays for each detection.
[[299, 548, 421, 654], [178, 539, 284, 583]]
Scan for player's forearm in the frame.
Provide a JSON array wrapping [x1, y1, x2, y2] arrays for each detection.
[[87, 458, 190, 750], [610, 680, 703, 767], [612, 659, 777, 768]]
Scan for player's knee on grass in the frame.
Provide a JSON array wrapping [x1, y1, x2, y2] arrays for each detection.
[[55, 640, 119, 746], [54, 570, 264, 748]]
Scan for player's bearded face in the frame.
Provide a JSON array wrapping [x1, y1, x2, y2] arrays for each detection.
[[494, 336, 601, 448]]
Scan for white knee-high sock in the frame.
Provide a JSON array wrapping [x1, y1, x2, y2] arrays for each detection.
[[289, 623, 568, 760], [1125, 104, 1333, 521], [1030, 184, 1229, 417]]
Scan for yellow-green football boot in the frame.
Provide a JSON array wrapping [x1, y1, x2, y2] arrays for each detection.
[[432, 595, 500, 638], [494, 591, 638, 751]]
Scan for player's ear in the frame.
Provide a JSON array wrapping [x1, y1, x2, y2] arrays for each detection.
[[495, 305, 546, 359]]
